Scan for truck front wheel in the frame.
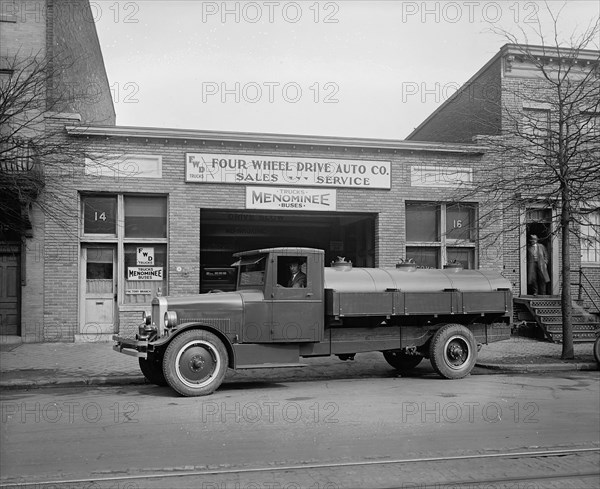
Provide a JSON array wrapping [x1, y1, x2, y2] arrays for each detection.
[[139, 355, 167, 386], [383, 350, 423, 371], [163, 330, 228, 396], [429, 324, 477, 379]]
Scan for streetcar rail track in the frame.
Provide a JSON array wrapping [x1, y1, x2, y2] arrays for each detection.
[[1, 446, 598, 488]]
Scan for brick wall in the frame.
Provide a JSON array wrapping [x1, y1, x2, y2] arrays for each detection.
[[0, 0, 47, 58], [407, 57, 502, 143], [48, 0, 115, 124]]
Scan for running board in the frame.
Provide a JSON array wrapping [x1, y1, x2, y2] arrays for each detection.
[[235, 363, 308, 369]]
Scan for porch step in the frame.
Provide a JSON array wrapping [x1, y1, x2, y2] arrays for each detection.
[[514, 296, 600, 343]]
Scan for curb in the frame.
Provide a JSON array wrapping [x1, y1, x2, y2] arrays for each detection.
[[0, 375, 147, 390], [476, 361, 599, 372], [2, 363, 598, 391]]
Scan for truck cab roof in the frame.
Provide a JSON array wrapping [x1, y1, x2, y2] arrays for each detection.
[[232, 247, 324, 258]]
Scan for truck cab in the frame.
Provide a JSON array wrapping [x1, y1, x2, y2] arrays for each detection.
[[235, 247, 324, 343]]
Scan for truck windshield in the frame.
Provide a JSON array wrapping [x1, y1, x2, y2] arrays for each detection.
[[236, 255, 267, 288]]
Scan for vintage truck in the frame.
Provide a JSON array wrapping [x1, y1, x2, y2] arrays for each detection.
[[113, 247, 513, 396]]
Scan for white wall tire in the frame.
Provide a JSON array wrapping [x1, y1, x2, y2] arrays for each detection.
[[163, 330, 228, 396]]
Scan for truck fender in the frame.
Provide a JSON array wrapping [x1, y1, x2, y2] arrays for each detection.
[[150, 322, 236, 369]]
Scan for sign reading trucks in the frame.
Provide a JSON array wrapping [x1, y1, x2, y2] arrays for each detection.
[[186, 153, 391, 189], [128, 267, 163, 281]]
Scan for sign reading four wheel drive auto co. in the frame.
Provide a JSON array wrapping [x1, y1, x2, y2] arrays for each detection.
[[185, 153, 391, 189]]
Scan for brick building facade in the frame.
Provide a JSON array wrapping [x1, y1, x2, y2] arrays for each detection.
[[44, 126, 502, 341], [1, 25, 598, 343]]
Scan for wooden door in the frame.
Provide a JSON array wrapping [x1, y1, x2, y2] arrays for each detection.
[[83, 246, 116, 335], [0, 253, 20, 336]]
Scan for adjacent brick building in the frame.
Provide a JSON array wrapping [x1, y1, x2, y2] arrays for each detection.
[[0, 0, 115, 340], [408, 43, 600, 320]]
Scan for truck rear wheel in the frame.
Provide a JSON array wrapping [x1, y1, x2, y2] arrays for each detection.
[[139, 355, 167, 386], [429, 324, 477, 379], [163, 329, 228, 397], [383, 350, 423, 371]]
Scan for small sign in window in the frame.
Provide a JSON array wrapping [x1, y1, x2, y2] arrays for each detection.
[[136, 247, 155, 266]]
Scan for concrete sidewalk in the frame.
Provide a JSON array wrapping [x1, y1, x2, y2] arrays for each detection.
[[0, 336, 597, 391]]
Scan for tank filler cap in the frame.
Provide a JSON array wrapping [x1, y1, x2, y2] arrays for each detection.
[[331, 256, 352, 271], [396, 258, 416, 272], [443, 260, 464, 272]]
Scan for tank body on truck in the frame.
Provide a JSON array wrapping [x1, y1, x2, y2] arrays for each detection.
[[113, 247, 513, 396]]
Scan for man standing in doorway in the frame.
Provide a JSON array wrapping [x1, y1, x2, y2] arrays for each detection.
[[527, 234, 550, 295]]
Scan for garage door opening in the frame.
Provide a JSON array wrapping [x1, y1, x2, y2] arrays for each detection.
[[200, 210, 376, 292]]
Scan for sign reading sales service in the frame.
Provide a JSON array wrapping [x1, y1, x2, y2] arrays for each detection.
[[246, 187, 336, 211], [186, 153, 391, 189]]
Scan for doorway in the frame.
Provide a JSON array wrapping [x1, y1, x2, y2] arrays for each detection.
[[200, 210, 376, 274], [81, 246, 117, 337], [523, 208, 556, 296], [0, 250, 20, 336]]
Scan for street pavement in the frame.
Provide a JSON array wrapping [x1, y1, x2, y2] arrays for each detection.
[[0, 335, 597, 391]]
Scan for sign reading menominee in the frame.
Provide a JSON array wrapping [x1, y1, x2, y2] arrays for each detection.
[[127, 267, 163, 281], [247, 187, 336, 211], [186, 153, 391, 189]]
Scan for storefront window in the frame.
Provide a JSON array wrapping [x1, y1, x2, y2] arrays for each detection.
[[123, 244, 167, 302], [81, 193, 168, 306], [406, 247, 439, 269], [83, 196, 117, 234], [406, 202, 477, 269], [446, 204, 475, 241], [406, 203, 439, 242], [124, 196, 167, 238], [447, 247, 475, 269]]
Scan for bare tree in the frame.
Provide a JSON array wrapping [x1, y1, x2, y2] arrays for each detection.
[[457, 10, 600, 359], [2, 51, 79, 237], [1, 51, 121, 239]]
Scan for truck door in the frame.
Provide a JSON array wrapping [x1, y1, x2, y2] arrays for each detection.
[[270, 253, 323, 342]]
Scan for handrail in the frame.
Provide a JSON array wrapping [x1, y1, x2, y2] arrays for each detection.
[[576, 268, 600, 314]]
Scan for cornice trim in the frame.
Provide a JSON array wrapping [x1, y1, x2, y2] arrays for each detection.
[[65, 125, 487, 154]]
